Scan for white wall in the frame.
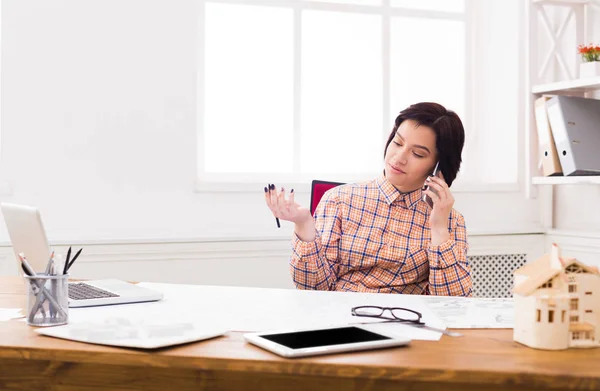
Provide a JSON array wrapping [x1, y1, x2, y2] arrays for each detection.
[[0, 0, 554, 285], [0, 0, 287, 242], [469, 0, 521, 184], [0, 233, 547, 288]]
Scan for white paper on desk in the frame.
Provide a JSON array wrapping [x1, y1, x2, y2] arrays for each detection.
[[0, 308, 24, 321], [35, 317, 228, 349], [116, 282, 446, 341], [423, 296, 514, 329], [358, 322, 444, 341]]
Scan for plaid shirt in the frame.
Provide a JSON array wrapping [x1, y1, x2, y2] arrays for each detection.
[[290, 175, 472, 296]]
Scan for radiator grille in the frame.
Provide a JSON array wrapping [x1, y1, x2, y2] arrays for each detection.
[[468, 254, 527, 298]]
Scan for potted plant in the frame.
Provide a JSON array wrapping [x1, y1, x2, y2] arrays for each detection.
[[578, 43, 600, 78]]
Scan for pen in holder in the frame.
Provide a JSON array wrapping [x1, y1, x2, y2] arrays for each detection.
[[24, 274, 69, 327]]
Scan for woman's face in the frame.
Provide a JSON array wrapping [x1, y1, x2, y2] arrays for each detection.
[[384, 119, 438, 192]]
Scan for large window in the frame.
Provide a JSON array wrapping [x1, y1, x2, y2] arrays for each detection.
[[197, 0, 518, 188]]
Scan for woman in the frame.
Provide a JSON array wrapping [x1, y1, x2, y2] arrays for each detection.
[[265, 102, 471, 296]]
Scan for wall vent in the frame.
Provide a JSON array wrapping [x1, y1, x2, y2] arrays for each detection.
[[469, 254, 527, 298]]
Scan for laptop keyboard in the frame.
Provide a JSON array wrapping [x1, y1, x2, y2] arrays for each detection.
[[68, 282, 120, 300]]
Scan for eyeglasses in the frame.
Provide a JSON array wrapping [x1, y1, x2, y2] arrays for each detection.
[[351, 306, 423, 324]]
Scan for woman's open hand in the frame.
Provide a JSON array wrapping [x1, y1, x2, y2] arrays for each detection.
[[264, 184, 312, 225]]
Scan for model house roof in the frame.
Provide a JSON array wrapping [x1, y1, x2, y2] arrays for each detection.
[[514, 254, 552, 277], [513, 244, 599, 297], [562, 259, 600, 275], [513, 267, 562, 296]]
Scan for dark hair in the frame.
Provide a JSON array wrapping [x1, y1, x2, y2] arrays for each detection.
[[384, 102, 465, 187]]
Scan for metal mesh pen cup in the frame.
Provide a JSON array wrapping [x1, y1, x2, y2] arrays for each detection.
[[24, 274, 69, 326]]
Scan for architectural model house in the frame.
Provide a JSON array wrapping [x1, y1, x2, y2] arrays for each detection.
[[513, 243, 600, 350]]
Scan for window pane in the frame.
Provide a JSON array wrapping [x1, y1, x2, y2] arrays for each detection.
[[391, 0, 464, 13], [304, 0, 381, 6], [204, 4, 293, 173], [301, 11, 382, 174]]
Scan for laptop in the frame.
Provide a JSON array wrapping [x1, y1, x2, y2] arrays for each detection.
[[1, 202, 163, 308]]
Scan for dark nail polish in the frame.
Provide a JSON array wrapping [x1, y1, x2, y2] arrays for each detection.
[[281, 187, 284, 192], [264, 187, 268, 193], [270, 184, 275, 190], [291, 189, 294, 193]]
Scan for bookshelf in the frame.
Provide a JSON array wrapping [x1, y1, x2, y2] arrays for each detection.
[[532, 176, 600, 185], [531, 77, 600, 185], [532, 77, 600, 95], [528, 0, 599, 187]]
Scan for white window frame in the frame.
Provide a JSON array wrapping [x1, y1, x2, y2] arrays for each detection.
[[195, 0, 522, 194]]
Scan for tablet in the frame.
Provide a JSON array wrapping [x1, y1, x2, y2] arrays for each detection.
[[244, 325, 410, 358]]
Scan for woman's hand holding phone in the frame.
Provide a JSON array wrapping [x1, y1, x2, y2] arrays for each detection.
[[422, 171, 454, 246], [422, 162, 439, 208]]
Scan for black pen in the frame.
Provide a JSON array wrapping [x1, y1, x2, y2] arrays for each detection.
[[19, 253, 36, 276], [21, 262, 31, 276], [65, 248, 82, 273], [267, 184, 280, 228], [20, 261, 45, 321], [63, 247, 72, 275]]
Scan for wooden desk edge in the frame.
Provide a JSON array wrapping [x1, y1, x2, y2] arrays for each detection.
[[0, 335, 597, 390]]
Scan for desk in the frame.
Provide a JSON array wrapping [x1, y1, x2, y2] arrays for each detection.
[[0, 276, 599, 391]]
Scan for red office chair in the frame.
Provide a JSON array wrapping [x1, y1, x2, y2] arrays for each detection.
[[310, 180, 345, 216]]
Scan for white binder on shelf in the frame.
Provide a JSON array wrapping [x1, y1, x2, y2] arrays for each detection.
[[546, 96, 600, 177], [534, 96, 562, 176]]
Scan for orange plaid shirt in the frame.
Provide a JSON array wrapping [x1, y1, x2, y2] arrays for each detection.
[[290, 175, 472, 296]]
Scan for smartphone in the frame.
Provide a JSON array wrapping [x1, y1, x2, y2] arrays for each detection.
[[422, 161, 439, 208]]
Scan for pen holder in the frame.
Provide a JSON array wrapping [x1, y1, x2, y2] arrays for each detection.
[[24, 274, 69, 327]]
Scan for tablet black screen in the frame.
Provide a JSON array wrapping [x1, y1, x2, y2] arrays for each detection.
[[260, 327, 391, 350]]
